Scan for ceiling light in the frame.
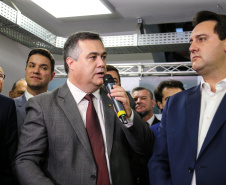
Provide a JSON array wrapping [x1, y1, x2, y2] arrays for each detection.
[[31, 0, 112, 18]]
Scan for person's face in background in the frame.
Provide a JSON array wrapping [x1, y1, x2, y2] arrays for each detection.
[[0, 67, 5, 93], [132, 89, 155, 117], [106, 70, 121, 86], [25, 54, 55, 93], [9, 80, 27, 98], [157, 87, 182, 110]]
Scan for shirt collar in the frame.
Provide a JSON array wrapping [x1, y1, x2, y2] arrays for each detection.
[[147, 115, 155, 126], [25, 90, 34, 101], [67, 79, 100, 104], [200, 77, 226, 94]]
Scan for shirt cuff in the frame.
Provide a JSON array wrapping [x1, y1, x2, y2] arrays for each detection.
[[123, 109, 134, 128]]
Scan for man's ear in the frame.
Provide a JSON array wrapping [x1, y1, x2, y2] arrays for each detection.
[[157, 100, 163, 110], [66, 57, 76, 71], [223, 39, 226, 53], [152, 99, 155, 109], [9, 91, 13, 98]]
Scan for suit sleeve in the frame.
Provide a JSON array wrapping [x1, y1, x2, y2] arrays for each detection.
[[14, 98, 54, 185], [122, 109, 154, 160], [149, 99, 172, 185]]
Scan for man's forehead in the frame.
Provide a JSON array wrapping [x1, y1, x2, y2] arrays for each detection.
[[191, 20, 216, 37], [28, 55, 51, 65]]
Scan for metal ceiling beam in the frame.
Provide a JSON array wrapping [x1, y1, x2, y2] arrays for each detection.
[[0, 1, 191, 55], [54, 62, 197, 78]]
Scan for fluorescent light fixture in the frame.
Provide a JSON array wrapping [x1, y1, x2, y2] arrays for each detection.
[[31, 0, 112, 18]]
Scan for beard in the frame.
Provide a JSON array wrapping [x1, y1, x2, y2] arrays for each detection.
[[137, 111, 150, 118], [28, 83, 46, 91]]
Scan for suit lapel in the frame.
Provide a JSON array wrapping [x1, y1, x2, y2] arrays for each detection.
[[186, 85, 201, 157], [57, 83, 94, 160], [198, 93, 226, 158], [100, 87, 115, 157], [18, 94, 27, 119]]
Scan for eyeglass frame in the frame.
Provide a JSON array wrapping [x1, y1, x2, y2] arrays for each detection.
[[0, 74, 5, 81]]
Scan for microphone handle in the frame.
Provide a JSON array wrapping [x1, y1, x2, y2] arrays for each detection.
[[105, 83, 128, 124]]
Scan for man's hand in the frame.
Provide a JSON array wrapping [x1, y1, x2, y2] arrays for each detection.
[[109, 85, 132, 118]]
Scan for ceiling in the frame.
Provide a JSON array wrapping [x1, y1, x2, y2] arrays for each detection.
[[3, 0, 226, 38]]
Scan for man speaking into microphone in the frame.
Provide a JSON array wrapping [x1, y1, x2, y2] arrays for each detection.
[[14, 31, 154, 185]]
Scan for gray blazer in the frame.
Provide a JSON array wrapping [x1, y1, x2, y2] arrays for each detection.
[[14, 93, 26, 136], [14, 83, 153, 185]]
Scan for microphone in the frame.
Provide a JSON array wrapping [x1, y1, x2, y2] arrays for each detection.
[[103, 74, 128, 124]]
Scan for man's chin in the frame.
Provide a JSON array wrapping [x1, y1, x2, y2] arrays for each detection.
[[137, 111, 149, 118]]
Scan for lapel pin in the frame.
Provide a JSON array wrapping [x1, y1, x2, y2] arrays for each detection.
[[109, 104, 112, 107]]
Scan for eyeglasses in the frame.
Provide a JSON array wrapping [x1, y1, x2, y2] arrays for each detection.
[[0, 74, 5, 81]]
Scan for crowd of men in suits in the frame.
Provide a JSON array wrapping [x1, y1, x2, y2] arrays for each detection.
[[1, 10, 226, 185]]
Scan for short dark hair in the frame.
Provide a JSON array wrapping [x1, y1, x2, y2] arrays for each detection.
[[154, 80, 184, 103], [26, 48, 55, 73], [63, 31, 103, 74], [132, 87, 154, 99], [193, 10, 226, 40], [106, 65, 121, 84], [11, 78, 26, 91]]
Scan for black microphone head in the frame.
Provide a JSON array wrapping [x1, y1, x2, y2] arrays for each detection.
[[103, 74, 115, 86]]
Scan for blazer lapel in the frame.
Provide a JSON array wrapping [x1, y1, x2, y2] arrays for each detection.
[[186, 85, 201, 158], [18, 94, 27, 119], [100, 87, 115, 157], [57, 83, 94, 160], [198, 93, 226, 158]]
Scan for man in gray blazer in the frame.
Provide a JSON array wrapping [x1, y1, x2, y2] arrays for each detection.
[[14, 31, 153, 185], [14, 48, 55, 136]]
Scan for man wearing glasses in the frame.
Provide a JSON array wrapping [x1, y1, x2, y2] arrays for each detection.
[[0, 66, 5, 93]]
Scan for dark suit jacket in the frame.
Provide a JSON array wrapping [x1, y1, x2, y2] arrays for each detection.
[[150, 122, 160, 138], [14, 93, 27, 136], [150, 85, 226, 185], [14, 83, 153, 185], [0, 94, 18, 185]]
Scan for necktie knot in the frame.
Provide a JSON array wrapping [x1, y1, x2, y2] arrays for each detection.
[[84, 94, 94, 102]]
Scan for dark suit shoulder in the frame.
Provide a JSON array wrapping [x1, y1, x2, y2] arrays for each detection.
[[166, 84, 200, 105], [0, 94, 14, 104]]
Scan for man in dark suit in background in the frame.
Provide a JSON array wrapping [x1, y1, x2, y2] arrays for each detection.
[[14, 48, 55, 136], [106, 65, 150, 185], [14, 31, 153, 185], [151, 80, 184, 137], [132, 87, 160, 126], [150, 10, 226, 185], [0, 94, 18, 185], [106, 64, 135, 109]]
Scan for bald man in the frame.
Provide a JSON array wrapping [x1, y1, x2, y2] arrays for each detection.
[[9, 79, 27, 99]]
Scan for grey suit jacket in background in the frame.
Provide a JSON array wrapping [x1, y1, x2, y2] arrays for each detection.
[[14, 83, 153, 185], [14, 93, 26, 136]]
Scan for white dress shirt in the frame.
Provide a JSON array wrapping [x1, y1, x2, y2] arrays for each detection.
[[191, 78, 226, 185], [67, 79, 134, 184], [24, 90, 34, 101], [146, 115, 155, 126]]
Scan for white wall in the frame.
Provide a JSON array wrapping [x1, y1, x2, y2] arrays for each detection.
[[0, 34, 63, 96]]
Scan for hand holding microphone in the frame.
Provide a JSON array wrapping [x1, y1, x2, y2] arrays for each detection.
[[103, 74, 130, 124]]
